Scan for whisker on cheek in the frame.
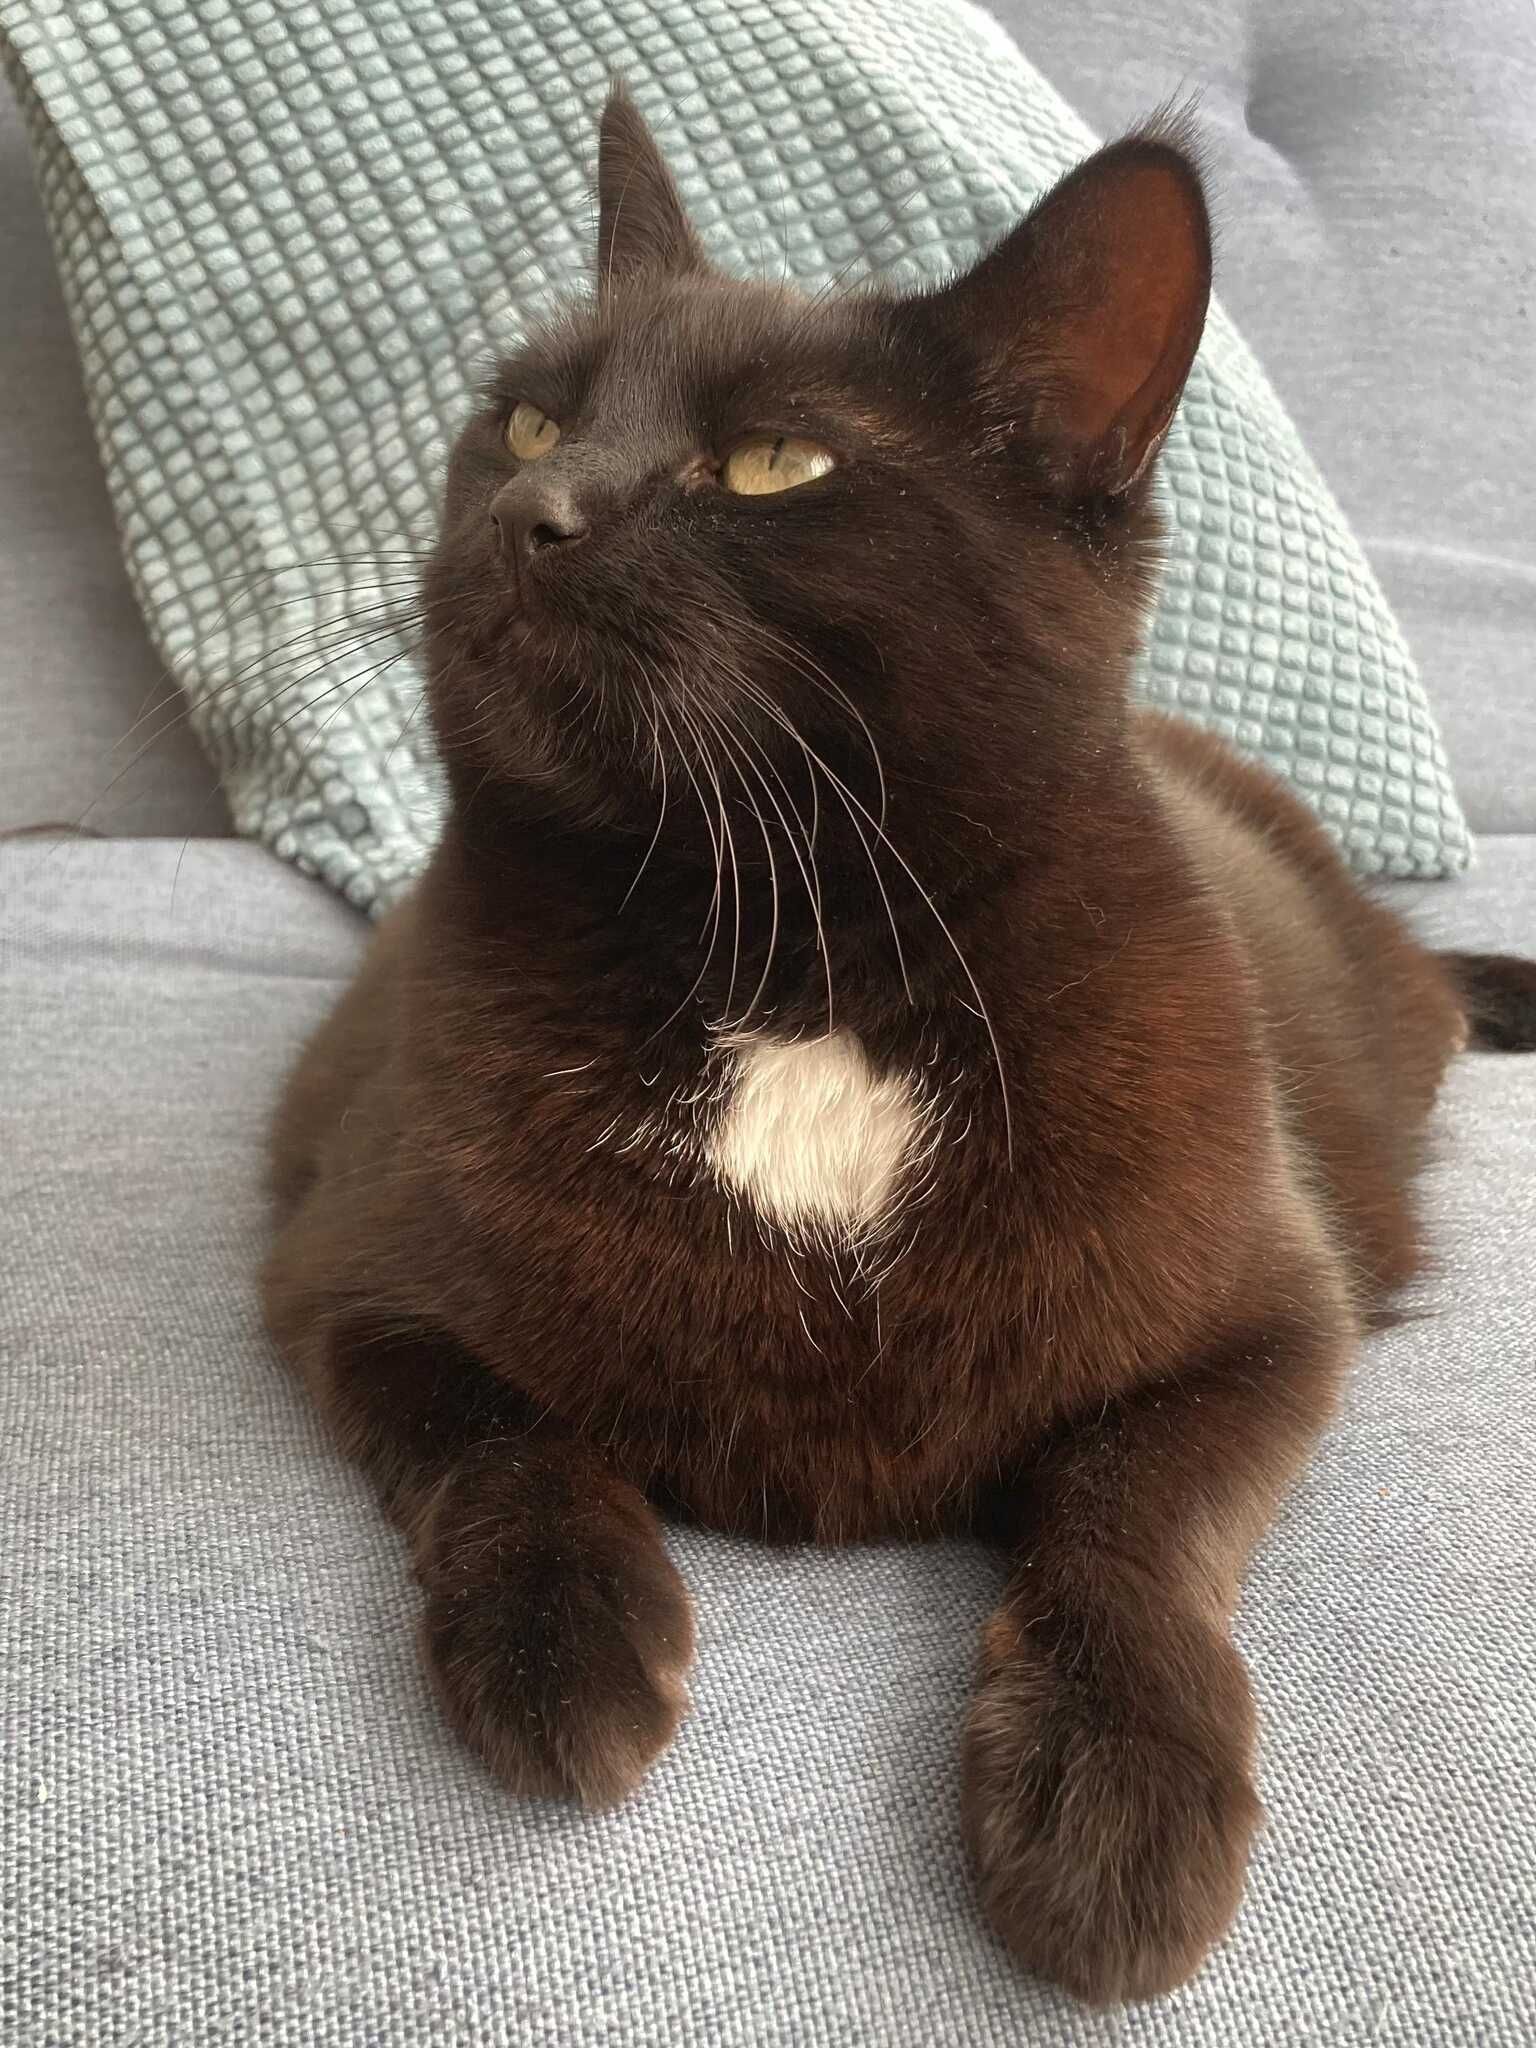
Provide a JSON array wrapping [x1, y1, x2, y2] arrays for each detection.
[[706, 659, 834, 1035], [698, 701, 780, 1030]]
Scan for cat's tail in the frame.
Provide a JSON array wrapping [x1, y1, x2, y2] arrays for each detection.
[[1440, 951, 1536, 1053]]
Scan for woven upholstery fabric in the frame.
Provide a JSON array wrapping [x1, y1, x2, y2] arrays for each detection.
[[3, 834, 1533, 2046], [0, 0, 1471, 906]]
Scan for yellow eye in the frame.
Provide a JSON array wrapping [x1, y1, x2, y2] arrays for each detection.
[[722, 435, 836, 496], [506, 401, 560, 461]]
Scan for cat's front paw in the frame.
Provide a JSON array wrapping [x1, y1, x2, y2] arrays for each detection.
[[962, 1598, 1261, 2005], [415, 1450, 695, 1807]]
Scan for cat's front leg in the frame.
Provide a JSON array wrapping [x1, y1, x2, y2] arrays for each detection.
[[966, 1300, 1352, 2004], [263, 1225, 694, 1805], [415, 1432, 695, 1806]]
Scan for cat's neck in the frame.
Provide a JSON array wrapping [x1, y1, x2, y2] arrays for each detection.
[[425, 716, 1157, 1064]]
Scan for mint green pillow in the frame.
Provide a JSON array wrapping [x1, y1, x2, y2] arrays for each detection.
[[1, 0, 1471, 907]]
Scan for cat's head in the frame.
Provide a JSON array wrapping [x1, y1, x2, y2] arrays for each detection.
[[424, 87, 1209, 870]]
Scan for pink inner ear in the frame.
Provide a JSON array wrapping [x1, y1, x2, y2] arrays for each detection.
[[1050, 158, 1211, 487]]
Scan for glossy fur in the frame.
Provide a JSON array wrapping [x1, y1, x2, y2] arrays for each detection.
[[263, 90, 1533, 2004]]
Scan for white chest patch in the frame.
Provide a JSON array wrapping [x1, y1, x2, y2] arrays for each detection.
[[703, 1030, 922, 1244]]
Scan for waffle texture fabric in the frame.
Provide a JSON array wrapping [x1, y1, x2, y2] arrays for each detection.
[[0, 0, 1471, 906]]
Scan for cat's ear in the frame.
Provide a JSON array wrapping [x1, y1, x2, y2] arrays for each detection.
[[928, 130, 1211, 497], [596, 85, 707, 295]]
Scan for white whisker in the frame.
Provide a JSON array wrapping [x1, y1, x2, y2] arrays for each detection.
[[674, 682, 742, 1029], [618, 681, 670, 912], [732, 675, 913, 1005], [697, 701, 781, 1029], [641, 682, 727, 1043], [732, 674, 1012, 1165], [708, 669, 835, 1036]]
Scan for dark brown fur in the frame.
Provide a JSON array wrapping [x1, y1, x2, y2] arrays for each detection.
[[261, 91, 1530, 2004]]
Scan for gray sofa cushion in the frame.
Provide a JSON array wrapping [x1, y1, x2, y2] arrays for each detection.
[[0, 89, 225, 841], [4, 834, 1533, 2046], [1006, 0, 1536, 834]]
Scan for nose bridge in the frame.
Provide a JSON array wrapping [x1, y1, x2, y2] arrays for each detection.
[[544, 420, 669, 514], [491, 436, 638, 532], [490, 462, 580, 527], [543, 434, 632, 500], [489, 360, 690, 567]]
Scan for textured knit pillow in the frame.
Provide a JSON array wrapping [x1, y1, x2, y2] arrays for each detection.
[[1, 0, 1471, 907]]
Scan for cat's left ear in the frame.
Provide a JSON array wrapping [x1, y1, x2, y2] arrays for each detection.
[[926, 130, 1211, 498], [596, 84, 707, 295]]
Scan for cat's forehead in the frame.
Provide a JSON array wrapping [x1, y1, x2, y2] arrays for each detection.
[[513, 275, 893, 433]]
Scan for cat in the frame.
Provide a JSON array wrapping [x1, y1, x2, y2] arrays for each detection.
[[261, 86, 1536, 2004]]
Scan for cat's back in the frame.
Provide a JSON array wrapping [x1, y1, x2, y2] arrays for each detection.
[[1135, 709, 1463, 1294]]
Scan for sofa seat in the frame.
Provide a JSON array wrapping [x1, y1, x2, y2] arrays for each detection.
[[4, 834, 1532, 2047]]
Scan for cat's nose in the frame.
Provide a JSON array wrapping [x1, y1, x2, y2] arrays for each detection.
[[489, 476, 590, 565]]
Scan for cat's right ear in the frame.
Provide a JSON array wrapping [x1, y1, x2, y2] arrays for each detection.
[[596, 84, 707, 296], [923, 128, 1212, 499]]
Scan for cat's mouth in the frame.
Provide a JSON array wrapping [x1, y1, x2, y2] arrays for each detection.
[[504, 543, 570, 622]]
